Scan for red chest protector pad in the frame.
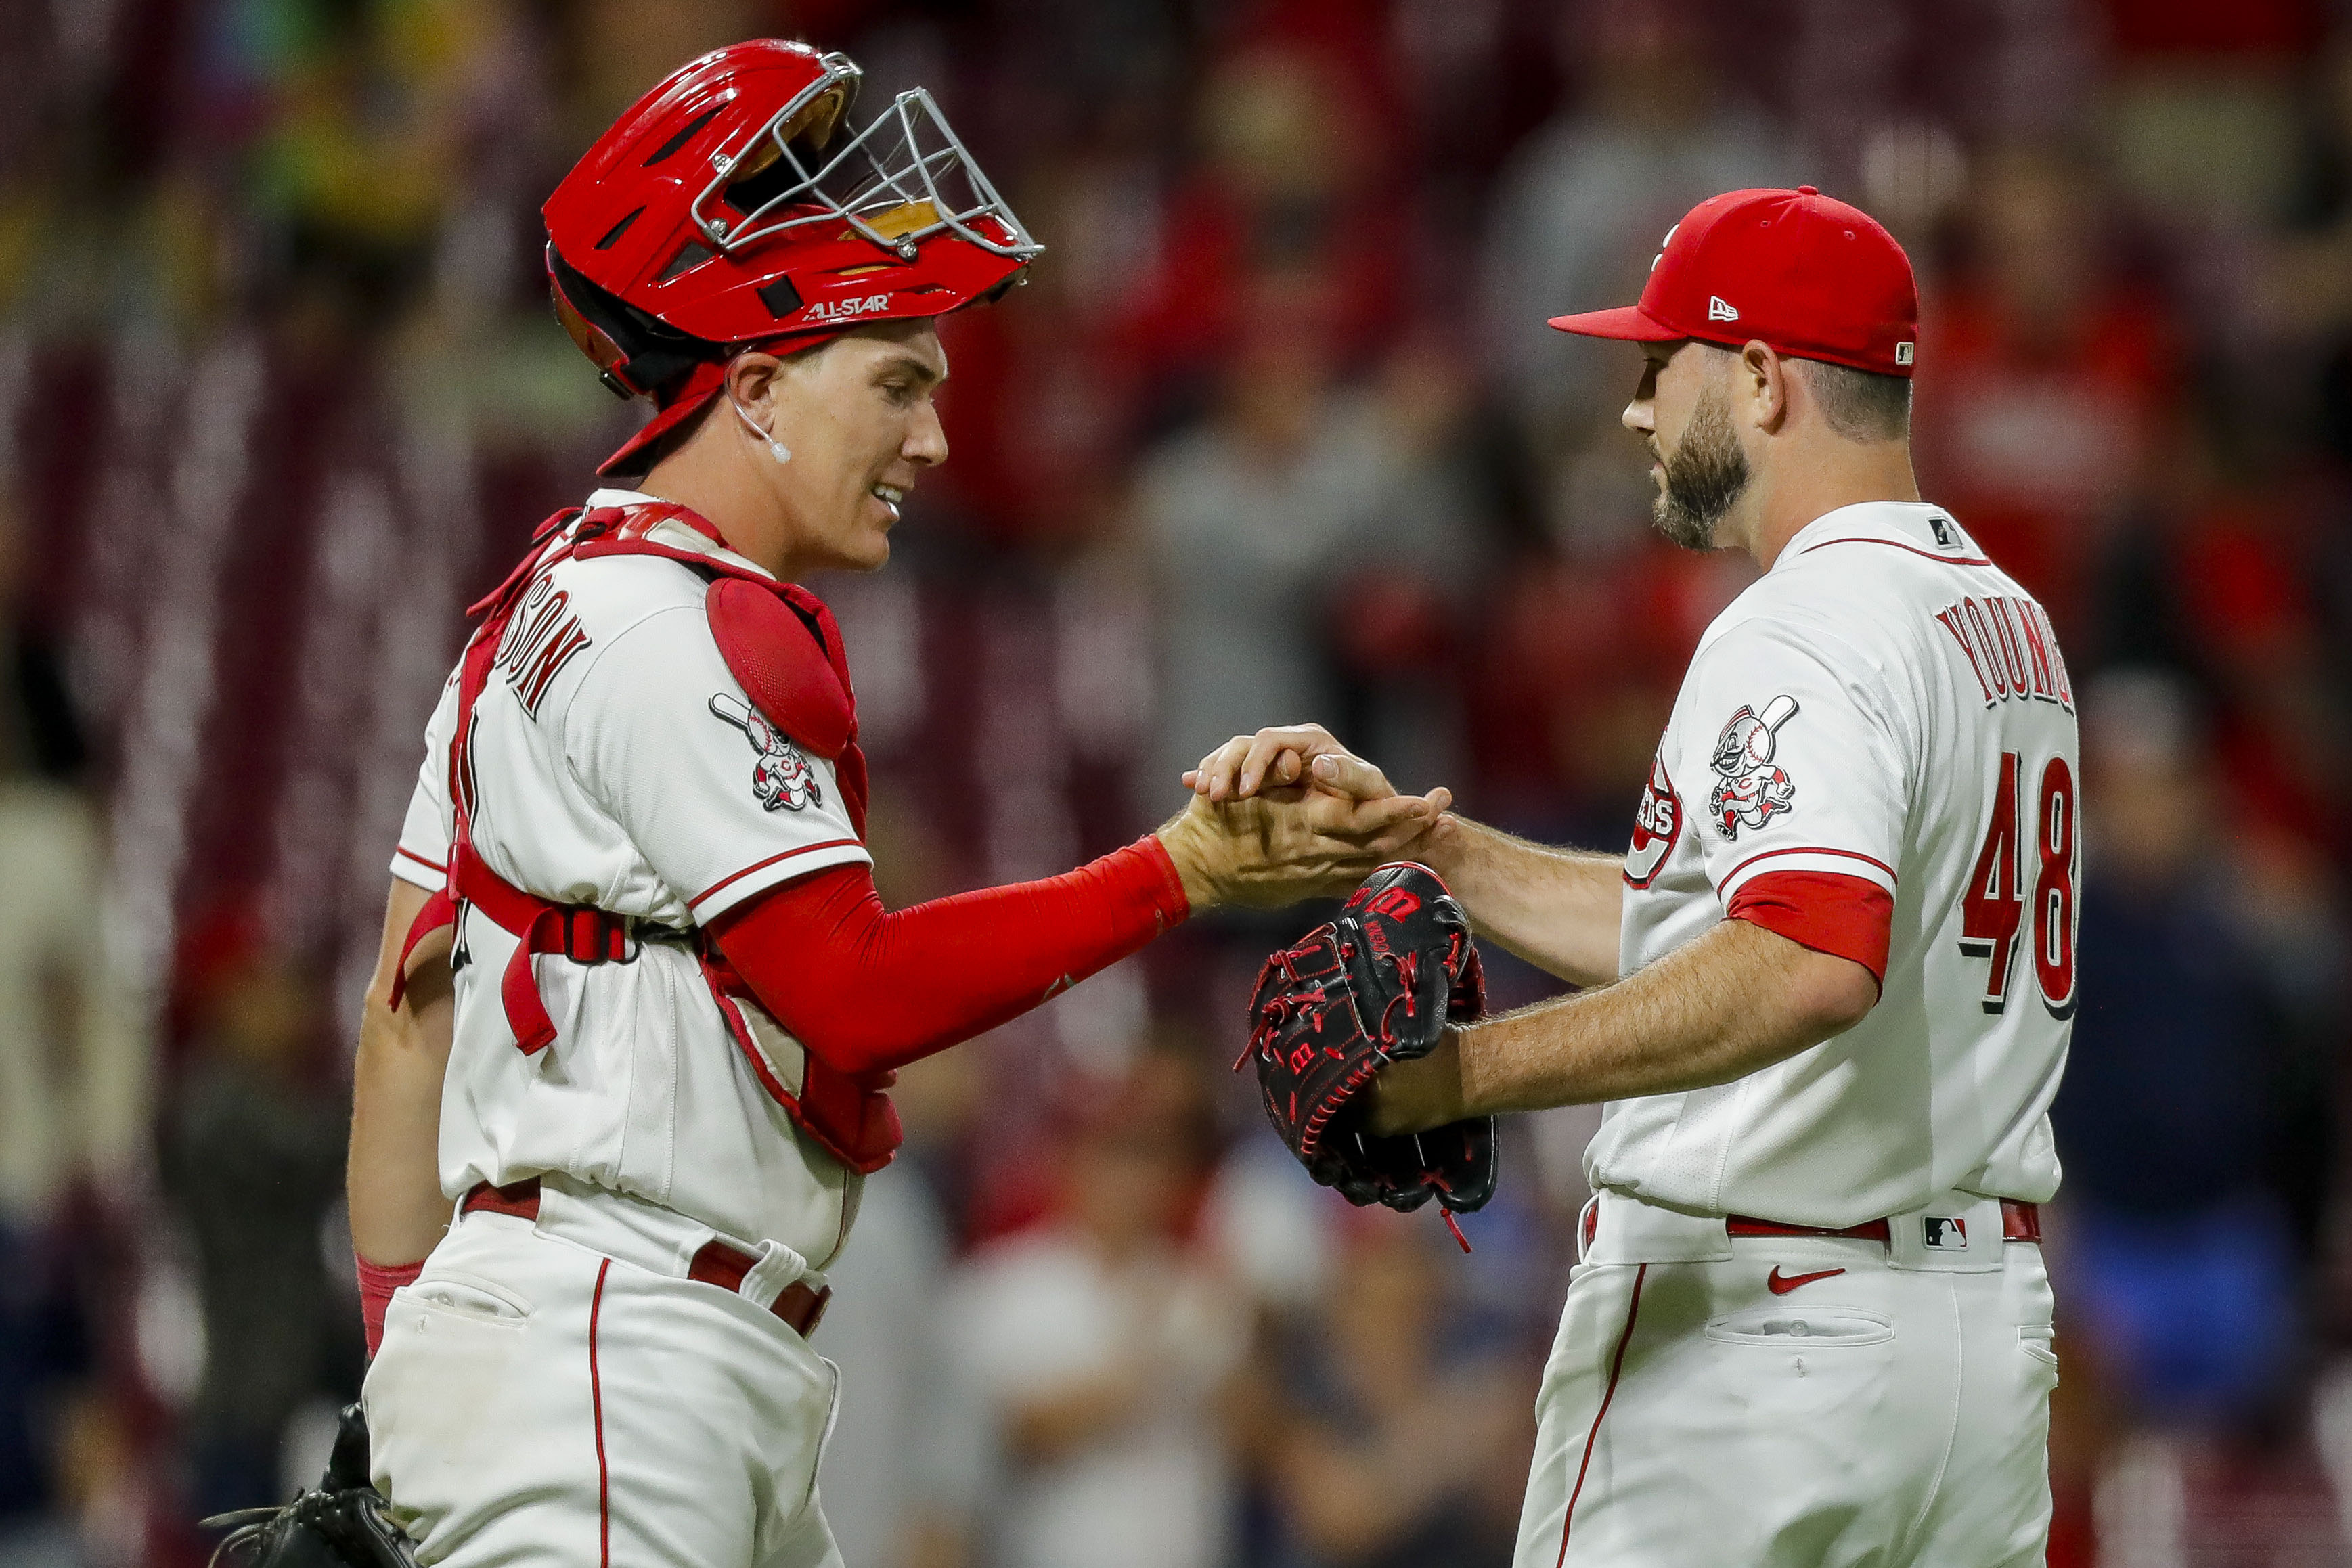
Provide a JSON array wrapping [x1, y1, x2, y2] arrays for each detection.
[[571, 506, 872, 837], [395, 501, 897, 1172], [702, 578, 869, 838]]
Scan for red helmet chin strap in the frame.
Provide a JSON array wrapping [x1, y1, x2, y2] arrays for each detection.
[[594, 334, 843, 480]]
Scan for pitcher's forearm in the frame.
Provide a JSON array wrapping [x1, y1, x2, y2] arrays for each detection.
[[349, 880, 456, 1265], [1457, 922, 1867, 1113], [1415, 815, 1624, 987], [1371, 920, 1879, 1131]]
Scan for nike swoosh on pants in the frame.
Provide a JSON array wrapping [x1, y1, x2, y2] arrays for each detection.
[[1765, 1265, 1846, 1295]]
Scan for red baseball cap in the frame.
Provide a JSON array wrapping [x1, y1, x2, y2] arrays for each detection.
[[1547, 186, 1918, 378]]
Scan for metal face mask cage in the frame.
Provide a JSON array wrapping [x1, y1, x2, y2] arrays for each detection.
[[692, 60, 1043, 264]]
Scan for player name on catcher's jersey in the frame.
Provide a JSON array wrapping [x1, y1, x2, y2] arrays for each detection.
[[392, 489, 874, 1265], [1593, 501, 2078, 1228]]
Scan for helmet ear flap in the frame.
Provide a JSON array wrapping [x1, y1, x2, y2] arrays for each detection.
[[550, 271, 645, 400], [546, 243, 722, 400]]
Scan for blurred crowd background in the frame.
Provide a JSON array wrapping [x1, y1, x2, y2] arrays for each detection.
[[2, 0, 2351, 1565]]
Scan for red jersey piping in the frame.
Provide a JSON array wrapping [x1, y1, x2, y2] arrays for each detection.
[[1555, 1263, 1648, 1567], [589, 1259, 613, 1568], [1796, 537, 1993, 567], [1719, 845, 1898, 887], [690, 839, 866, 909]]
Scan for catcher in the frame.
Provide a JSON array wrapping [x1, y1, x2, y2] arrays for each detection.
[[330, 40, 1444, 1568]]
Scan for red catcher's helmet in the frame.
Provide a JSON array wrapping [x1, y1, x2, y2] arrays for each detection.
[[545, 40, 1042, 476]]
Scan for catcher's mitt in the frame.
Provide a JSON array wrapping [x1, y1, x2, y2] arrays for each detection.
[[201, 1404, 416, 1568], [1240, 862, 1496, 1245]]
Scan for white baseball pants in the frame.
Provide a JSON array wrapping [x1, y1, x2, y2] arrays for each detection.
[[1515, 1191, 2056, 1568], [362, 1187, 844, 1568]]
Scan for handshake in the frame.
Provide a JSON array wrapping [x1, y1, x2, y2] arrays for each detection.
[[1157, 725, 1497, 1240], [1153, 722, 1453, 912]]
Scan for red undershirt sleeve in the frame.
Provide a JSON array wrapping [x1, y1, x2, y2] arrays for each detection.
[[707, 835, 1190, 1078], [1725, 869, 1893, 987]]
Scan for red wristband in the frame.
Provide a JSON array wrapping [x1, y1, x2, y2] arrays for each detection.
[[1123, 833, 1192, 931], [357, 1255, 425, 1358]]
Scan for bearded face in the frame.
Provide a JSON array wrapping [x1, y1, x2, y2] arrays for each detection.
[[1651, 379, 1750, 551]]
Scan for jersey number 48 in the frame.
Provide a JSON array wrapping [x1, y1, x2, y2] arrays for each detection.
[[1959, 751, 2077, 1019]]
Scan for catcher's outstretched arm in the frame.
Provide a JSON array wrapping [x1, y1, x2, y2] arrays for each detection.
[[1367, 918, 1877, 1132], [350, 878, 454, 1267], [710, 784, 1438, 1078], [709, 843, 1187, 1077]]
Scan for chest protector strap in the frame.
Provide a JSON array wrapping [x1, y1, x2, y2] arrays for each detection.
[[386, 501, 896, 1171]]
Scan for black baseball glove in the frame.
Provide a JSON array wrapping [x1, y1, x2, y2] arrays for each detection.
[[1241, 862, 1496, 1242], [201, 1404, 415, 1568]]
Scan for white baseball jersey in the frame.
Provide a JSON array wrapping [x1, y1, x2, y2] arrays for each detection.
[[1590, 500, 2079, 1227], [391, 488, 874, 1265]]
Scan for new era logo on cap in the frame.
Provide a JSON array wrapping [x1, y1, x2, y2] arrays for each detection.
[[1545, 186, 1920, 380]]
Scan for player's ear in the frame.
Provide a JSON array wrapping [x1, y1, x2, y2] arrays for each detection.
[[1744, 341, 1790, 434], [728, 351, 785, 418]]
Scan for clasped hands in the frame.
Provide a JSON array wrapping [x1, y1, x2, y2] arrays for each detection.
[[1153, 722, 1448, 912], [1155, 723, 1471, 1138]]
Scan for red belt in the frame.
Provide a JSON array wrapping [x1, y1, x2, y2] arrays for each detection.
[[1725, 1199, 2041, 1245], [460, 1180, 831, 1337], [1582, 1199, 2042, 1251]]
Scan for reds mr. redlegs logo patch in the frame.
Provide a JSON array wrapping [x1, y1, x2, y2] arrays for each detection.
[[1708, 695, 1799, 840], [709, 693, 824, 812]]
